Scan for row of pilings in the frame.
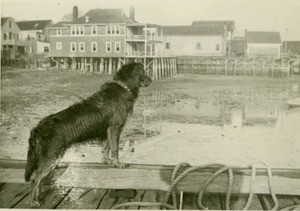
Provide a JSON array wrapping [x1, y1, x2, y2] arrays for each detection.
[[52, 57, 177, 80]]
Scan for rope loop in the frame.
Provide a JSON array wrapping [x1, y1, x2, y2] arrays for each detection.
[[112, 161, 280, 210]]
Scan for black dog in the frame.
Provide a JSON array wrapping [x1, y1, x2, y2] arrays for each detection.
[[24, 62, 152, 207]]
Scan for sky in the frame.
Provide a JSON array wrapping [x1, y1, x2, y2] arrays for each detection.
[[1, 0, 300, 40]]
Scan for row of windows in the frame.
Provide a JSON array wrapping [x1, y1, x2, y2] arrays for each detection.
[[3, 32, 19, 40], [56, 42, 121, 53], [165, 42, 221, 51], [56, 25, 122, 36]]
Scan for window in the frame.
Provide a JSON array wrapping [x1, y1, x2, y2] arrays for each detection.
[[115, 42, 120, 52], [3, 33, 7, 40], [106, 25, 120, 35], [44, 47, 49, 53], [166, 42, 170, 49], [106, 25, 111, 34], [79, 42, 85, 52], [71, 42, 76, 52], [216, 44, 220, 51], [91, 42, 97, 52], [196, 43, 201, 50], [9, 21, 12, 28], [106, 42, 112, 52], [71, 26, 76, 35], [92, 26, 97, 35], [27, 35, 30, 40], [9, 32, 12, 40], [56, 42, 62, 50], [57, 29, 62, 36], [80, 26, 84, 35]]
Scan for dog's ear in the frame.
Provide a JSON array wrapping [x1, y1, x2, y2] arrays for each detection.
[[132, 63, 144, 76]]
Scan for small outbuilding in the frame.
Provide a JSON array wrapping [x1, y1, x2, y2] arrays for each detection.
[[245, 30, 281, 59]]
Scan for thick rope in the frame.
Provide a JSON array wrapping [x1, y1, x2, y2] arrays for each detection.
[[170, 162, 191, 207], [197, 165, 233, 210], [112, 202, 176, 209], [111, 162, 279, 210]]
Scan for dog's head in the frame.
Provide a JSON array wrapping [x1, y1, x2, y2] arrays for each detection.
[[114, 62, 152, 89]]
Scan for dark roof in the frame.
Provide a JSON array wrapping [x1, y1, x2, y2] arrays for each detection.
[[245, 31, 281, 44], [48, 21, 70, 28], [191, 20, 235, 31], [162, 25, 224, 36], [1, 17, 10, 26], [16, 20, 52, 30], [283, 41, 300, 54], [48, 8, 135, 28], [79, 8, 134, 24]]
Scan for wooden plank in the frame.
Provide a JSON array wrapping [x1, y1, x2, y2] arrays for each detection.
[[140, 190, 159, 210], [0, 183, 30, 208], [114, 197, 130, 210], [127, 190, 145, 209], [13, 185, 71, 209], [56, 187, 106, 209], [201, 193, 222, 210], [182, 193, 198, 210], [259, 194, 300, 210], [98, 190, 118, 209], [55, 167, 300, 195], [1, 160, 300, 195], [220, 193, 263, 210], [110, 189, 135, 198]]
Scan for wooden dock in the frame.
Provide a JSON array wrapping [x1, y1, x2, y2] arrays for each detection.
[[1, 159, 300, 209]]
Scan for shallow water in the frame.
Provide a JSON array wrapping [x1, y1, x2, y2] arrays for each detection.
[[1, 78, 300, 168], [58, 81, 300, 168], [126, 82, 300, 166]]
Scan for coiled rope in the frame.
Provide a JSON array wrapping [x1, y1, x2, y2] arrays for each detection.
[[112, 161, 281, 210]]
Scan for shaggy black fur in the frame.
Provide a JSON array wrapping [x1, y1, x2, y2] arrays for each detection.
[[24, 62, 152, 207]]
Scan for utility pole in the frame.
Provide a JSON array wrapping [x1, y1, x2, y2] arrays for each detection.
[[285, 28, 289, 55]]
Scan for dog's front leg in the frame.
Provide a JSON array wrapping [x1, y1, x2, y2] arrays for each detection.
[[107, 127, 127, 168]]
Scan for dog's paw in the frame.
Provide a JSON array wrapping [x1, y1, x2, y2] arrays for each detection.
[[112, 161, 128, 169], [102, 157, 113, 165]]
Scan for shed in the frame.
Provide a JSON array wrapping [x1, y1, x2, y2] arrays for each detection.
[[245, 31, 281, 59]]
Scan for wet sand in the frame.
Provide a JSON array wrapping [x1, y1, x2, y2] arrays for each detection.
[[1, 69, 300, 168]]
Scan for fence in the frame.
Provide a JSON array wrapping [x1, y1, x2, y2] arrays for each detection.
[[177, 57, 291, 78]]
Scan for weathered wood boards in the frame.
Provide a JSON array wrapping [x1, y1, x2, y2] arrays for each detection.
[[176, 57, 291, 78], [1, 159, 300, 195], [1, 183, 300, 209]]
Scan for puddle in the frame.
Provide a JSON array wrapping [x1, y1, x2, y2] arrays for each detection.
[[1, 78, 300, 168], [119, 82, 300, 167]]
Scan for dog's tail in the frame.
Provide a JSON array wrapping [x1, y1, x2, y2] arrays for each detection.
[[24, 130, 39, 182]]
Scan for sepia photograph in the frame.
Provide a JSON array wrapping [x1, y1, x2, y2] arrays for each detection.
[[1, 0, 300, 210]]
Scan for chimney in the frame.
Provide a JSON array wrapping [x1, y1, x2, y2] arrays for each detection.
[[73, 6, 78, 21], [130, 6, 135, 21], [85, 16, 90, 23]]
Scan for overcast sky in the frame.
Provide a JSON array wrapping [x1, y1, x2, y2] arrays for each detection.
[[1, 0, 300, 40]]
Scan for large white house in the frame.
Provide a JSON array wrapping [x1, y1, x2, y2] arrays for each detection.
[[161, 21, 235, 57], [16, 20, 52, 54]]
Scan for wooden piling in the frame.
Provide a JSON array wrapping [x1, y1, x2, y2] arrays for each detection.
[[90, 57, 93, 72], [161, 58, 164, 79], [101, 58, 104, 74]]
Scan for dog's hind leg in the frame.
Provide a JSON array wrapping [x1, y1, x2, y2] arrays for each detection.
[[30, 160, 57, 208], [107, 127, 127, 168], [101, 139, 113, 165]]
